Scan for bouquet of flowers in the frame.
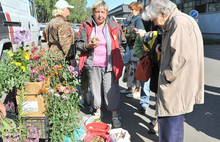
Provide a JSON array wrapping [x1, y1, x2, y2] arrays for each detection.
[[123, 25, 137, 44]]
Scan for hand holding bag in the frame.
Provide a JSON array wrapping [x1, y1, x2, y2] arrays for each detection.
[[134, 51, 152, 82]]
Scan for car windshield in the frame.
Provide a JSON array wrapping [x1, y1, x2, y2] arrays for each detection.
[[40, 26, 46, 31]]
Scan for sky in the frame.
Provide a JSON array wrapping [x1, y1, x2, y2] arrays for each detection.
[[86, 0, 135, 10]]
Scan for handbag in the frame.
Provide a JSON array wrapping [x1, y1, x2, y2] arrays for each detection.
[[134, 51, 152, 82], [122, 45, 131, 66], [65, 25, 77, 67]]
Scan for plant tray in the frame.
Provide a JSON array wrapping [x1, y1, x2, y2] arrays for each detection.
[[23, 117, 48, 139]]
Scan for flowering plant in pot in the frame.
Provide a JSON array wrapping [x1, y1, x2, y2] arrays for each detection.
[[43, 51, 81, 141], [0, 28, 43, 141]]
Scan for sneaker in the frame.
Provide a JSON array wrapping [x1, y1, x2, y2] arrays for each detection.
[[120, 89, 132, 94], [139, 107, 148, 114], [126, 93, 140, 98], [112, 117, 121, 128]]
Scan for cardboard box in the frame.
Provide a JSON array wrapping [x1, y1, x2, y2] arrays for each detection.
[[16, 77, 50, 95], [16, 78, 49, 117], [16, 94, 46, 117]]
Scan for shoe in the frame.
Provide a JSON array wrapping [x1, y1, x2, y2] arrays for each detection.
[[120, 89, 132, 94], [93, 112, 103, 122], [139, 107, 148, 114], [126, 93, 140, 98], [148, 128, 158, 135], [112, 117, 121, 128], [150, 120, 157, 126]]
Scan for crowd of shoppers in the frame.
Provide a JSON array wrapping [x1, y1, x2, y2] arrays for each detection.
[[42, 0, 204, 141]]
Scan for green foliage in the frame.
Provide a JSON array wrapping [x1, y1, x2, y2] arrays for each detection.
[[0, 49, 30, 98], [35, 0, 92, 23], [0, 112, 41, 141], [43, 52, 81, 141], [203, 38, 220, 45]]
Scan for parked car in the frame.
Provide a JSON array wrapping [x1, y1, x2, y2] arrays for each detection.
[[0, 0, 41, 60], [39, 24, 47, 41], [72, 25, 79, 33]]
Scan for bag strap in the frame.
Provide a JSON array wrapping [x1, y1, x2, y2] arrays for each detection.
[[140, 51, 148, 60]]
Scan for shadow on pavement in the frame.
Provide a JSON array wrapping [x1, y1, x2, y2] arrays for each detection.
[[80, 86, 159, 142], [184, 84, 220, 140]]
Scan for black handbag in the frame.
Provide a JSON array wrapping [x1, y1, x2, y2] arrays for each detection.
[[65, 25, 77, 67]]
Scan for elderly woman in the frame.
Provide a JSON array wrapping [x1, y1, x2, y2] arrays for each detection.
[[139, 0, 204, 141], [76, 0, 126, 128], [121, 2, 145, 98], [43, 0, 76, 66]]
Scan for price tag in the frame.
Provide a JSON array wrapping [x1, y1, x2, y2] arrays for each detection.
[[22, 101, 38, 112]]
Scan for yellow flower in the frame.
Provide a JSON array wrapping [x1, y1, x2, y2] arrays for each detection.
[[7, 51, 14, 56], [12, 62, 21, 66], [22, 49, 29, 60], [21, 66, 26, 72]]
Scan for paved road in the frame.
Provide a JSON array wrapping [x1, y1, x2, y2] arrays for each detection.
[[78, 44, 220, 142]]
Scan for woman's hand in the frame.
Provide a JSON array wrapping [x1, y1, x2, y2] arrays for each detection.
[[136, 30, 147, 38], [0, 102, 6, 117], [156, 44, 162, 55], [87, 39, 99, 49]]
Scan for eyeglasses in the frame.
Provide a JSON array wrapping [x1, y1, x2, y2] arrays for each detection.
[[68, 8, 71, 12]]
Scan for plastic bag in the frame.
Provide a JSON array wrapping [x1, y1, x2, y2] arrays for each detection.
[[109, 128, 131, 142], [84, 131, 112, 142], [122, 45, 130, 66]]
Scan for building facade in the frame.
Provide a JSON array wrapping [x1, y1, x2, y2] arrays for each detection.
[[107, 3, 131, 22], [138, 0, 220, 39]]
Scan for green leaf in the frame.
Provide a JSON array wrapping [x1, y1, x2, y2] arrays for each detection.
[[2, 120, 11, 132]]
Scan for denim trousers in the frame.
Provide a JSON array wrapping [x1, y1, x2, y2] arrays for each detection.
[[139, 78, 150, 108]]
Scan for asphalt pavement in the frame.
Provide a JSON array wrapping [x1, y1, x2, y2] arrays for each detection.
[[79, 44, 220, 142]]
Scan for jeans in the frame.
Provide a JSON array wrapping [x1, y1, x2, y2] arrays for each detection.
[[140, 78, 150, 108]]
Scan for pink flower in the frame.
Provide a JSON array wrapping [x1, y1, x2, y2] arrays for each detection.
[[71, 71, 78, 77], [58, 86, 65, 92], [71, 89, 76, 94], [54, 65, 59, 69], [38, 75, 45, 82], [68, 66, 75, 72], [64, 89, 70, 94]]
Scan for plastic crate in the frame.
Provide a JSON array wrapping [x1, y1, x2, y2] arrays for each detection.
[[23, 117, 48, 139]]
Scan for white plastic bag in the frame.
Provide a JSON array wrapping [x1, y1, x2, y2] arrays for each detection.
[[109, 128, 131, 142]]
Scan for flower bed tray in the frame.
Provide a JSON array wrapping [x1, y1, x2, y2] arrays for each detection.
[[23, 117, 49, 139]]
